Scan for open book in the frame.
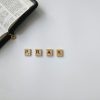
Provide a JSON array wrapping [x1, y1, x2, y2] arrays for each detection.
[[0, 0, 38, 48]]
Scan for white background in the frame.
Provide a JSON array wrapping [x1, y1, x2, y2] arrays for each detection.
[[0, 0, 100, 100]]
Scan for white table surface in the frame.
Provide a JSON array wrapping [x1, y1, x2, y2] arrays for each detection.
[[0, 0, 100, 100]]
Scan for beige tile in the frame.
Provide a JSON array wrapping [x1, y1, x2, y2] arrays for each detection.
[[9, 34, 16, 40], [46, 49, 53, 57], [35, 49, 42, 57], [56, 49, 64, 57], [25, 49, 32, 56]]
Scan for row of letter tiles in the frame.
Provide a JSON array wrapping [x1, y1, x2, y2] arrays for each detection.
[[25, 49, 64, 57]]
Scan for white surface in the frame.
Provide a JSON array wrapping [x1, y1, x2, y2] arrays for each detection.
[[0, 0, 100, 100]]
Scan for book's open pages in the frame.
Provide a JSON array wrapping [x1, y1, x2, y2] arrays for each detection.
[[0, 0, 34, 37]]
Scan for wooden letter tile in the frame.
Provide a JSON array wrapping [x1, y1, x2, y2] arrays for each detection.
[[35, 49, 42, 57], [46, 49, 53, 57], [56, 49, 64, 57], [25, 49, 32, 56]]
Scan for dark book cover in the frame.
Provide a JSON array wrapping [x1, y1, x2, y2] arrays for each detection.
[[0, 0, 38, 48]]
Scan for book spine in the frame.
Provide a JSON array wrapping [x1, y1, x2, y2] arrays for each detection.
[[0, 34, 11, 48]]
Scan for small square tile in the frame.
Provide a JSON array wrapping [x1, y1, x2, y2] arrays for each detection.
[[56, 49, 64, 57], [25, 49, 32, 56], [11, 35, 16, 40], [46, 49, 53, 57], [35, 49, 42, 57]]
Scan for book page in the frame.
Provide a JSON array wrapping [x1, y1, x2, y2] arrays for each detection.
[[0, 0, 34, 37]]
